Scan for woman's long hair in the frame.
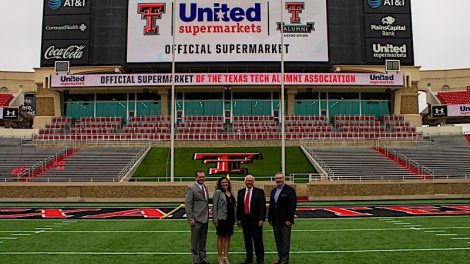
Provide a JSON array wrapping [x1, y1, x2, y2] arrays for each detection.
[[216, 176, 232, 191]]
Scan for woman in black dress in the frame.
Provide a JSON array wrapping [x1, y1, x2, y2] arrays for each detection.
[[213, 176, 236, 264]]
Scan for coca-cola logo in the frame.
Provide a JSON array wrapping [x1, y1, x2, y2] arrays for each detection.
[[44, 45, 85, 60]]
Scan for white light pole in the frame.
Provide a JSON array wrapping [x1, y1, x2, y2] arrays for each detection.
[[280, 0, 286, 175], [170, 0, 177, 182]]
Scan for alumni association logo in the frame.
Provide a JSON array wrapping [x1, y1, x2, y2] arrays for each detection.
[[277, 2, 315, 34]]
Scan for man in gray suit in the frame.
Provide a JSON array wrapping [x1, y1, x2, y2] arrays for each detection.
[[185, 171, 210, 264]]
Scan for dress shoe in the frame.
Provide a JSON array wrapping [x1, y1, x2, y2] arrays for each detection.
[[271, 261, 280, 264], [240, 261, 253, 264]]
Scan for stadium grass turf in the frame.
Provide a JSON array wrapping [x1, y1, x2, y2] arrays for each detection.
[[132, 146, 315, 182], [0, 216, 470, 263]]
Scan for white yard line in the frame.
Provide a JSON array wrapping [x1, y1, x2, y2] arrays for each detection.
[[0, 226, 469, 233], [2, 248, 470, 255]]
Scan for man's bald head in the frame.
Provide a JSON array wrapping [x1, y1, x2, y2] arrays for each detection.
[[245, 174, 255, 188]]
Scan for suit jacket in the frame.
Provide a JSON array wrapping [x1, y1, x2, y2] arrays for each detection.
[[185, 182, 209, 224], [268, 184, 297, 226], [212, 189, 235, 224], [236, 187, 266, 226]]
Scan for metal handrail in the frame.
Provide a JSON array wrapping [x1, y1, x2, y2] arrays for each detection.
[[17, 146, 71, 179], [117, 146, 150, 181], [385, 147, 436, 177], [1, 174, 468, 183]]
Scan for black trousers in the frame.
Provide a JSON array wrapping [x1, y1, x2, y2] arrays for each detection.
[[273, 224, 292, 264], [241, 215, 264, 263]]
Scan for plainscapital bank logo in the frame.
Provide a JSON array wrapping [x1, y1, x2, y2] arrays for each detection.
[[48, 0, 62, 10]]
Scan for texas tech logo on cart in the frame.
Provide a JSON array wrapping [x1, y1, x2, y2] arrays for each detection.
[[193, 153, 262, 175]]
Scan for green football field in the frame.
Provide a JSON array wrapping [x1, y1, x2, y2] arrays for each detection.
[[1, 216, 470, 263], [133, 147, 315, 182]]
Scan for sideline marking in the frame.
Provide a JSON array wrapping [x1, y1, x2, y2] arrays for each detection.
[[1, 226, 470, 233], [452, 238, 470, 240], [2, 248, 470, 255]]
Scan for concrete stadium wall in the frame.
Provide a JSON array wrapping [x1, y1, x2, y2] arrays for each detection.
[[307, 180, 470, 201], [0, 181, 469, 202]]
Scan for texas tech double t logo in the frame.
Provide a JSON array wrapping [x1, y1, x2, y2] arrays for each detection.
[[137, 3, 166, 35], [193, 153, 262, 175], [286, 2, 304, 24]]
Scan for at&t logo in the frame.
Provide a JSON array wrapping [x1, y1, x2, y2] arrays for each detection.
[[48, 0, 62, 10], [368, 0, 406, 9], [48, 0, 86, 10]]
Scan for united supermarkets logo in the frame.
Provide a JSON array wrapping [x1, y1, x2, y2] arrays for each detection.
[[137, 2, 262, 36], [368, 0, 406, 9]]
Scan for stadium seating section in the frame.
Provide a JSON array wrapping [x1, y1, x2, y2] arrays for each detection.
[[306, 135, 470, 181], [0, 135, 147, 182], [437, 87, 470, 104], [0, 93, 13, 107], [34, 115, 422, 141], [306, 147, 420, 180]]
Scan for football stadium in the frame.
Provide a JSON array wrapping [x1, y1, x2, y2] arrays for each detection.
[[0, 0, 470, 263]]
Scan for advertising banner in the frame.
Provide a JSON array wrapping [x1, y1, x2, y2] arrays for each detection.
[[43, 15, 90, 40], [41, 40, 89, 66], [44, 0, 91, 15], [2, 108, 19, 120], [127, 0, 329, 62], [50, 73, 404, 87], [364, 0, 410, 14], [365, 38, 413, 64], [447, 105, 470, 117], [24, 95, 37, 117], [431, 105, 448, 118], [364, 14, 411, 38]]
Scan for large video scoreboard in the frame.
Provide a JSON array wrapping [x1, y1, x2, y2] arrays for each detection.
[[41, 0, 413, 69]]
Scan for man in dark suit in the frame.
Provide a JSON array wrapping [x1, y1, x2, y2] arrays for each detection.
[[268, 172, 297, 264], [237, 175, 266, 264], [185, 171, 210, 264]]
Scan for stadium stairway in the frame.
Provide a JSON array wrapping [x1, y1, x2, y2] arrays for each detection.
[[25, 148, 79, 180], [372, 147, 432, 180], [465, 134, 470, 144]]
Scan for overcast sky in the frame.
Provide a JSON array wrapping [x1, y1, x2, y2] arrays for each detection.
[[0, 0, 469, 72]]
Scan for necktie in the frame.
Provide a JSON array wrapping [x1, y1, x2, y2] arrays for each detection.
[[200, 185, 206, 200], [244, 189, 251, 214]]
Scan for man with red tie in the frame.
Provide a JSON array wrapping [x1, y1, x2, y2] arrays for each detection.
[[237, 175, 266, 264]]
